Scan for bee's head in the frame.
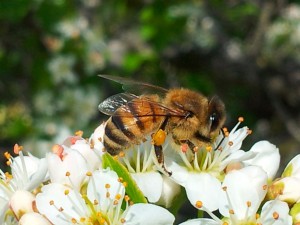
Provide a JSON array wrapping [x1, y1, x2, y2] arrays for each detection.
[[166, 89, 226, 141]]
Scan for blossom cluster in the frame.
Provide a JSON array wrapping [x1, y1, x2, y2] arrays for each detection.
[[1, 118, 300, 225]]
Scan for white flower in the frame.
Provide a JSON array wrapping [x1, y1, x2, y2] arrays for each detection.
[[179, 166, 292, 225], [268, 154, 300, 204], [243, 141, 280, 180], [118, 138, 180, 205], [167, 119, 253, 211], [219, 166, 268, 221], [0, 145, 48, 223], [47, 136, 101, 190], [36, 168, 175, 225]]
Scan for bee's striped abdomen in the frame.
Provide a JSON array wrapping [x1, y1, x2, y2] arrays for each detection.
[[103, 98, 166, 155]]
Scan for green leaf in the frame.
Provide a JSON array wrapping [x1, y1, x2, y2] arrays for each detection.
[[102, 153, 147, 204]]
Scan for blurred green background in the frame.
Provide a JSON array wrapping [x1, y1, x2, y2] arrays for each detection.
[[1, 0, 300, 172]]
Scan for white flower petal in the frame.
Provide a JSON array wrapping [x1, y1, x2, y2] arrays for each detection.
[[156, 175, 181, 208], [19, 212, 52, 225], [283, 154, 300, 178], [0, 199, 9, 224], [24, 157, 48, 191], [70, 139, 101, 171], [47, 150, 88, 190], [244, 141, 280, 180], [36, 183, 87, 225], [89, 123, 105, 155], [220, 150, 254, 170], [131, 172, 163, 203], [124, 203, 175, 225], [219, 166, 267, 219], [185, 173, 221, 211], [260, 200, 292, 225], [179, 218, 219, 225], [87, 169, 124, 210], [11, 154, 48, 191], [168, 161, 190, 186]]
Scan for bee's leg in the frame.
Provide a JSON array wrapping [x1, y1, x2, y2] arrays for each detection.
[[152, 116, 172, 176], [154, 144, 172, 176]]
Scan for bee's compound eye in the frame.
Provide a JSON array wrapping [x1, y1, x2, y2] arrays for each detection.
[[209, 112, 219, 132]]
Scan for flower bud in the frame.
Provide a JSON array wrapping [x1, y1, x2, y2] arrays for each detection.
[[10, 190, 35, 220]]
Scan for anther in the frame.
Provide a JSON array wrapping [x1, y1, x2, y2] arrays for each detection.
[[121, 218, 126, 223], [247, 129, 252, 135], [273, 212, 279, 220], [124, 195, 130, 202], [86, 171, 92, 176], [71, 218, 77, 224], [65, 171, 71, 177], [246, 201, 251, 207], [238, 117, 244, 123], [4, 152, 11, 159], [263, 184, 268, 190], [222, 186, 227, 191], [119, 151, 125, 157], [105, 184, 110, 189], [224, 131, 229, 137], [195, 201, 203, 208], [206, 146, 212, 152], [52, 144, 64, 158], [123, 182, 128, 187], [13, 143, 23, 154], [94, 200, 99, 205], [75, 130, 83, 137], [49, 200, 54, 205], [228, 141, 233, 146], [181, 143, 189, 153], [229, 209, 235, 214], [193, 146, 199, 152], [115, 194, 122, 200], [90, 140, 95, 149], [64, 189, 69, 195], [70, 137, 79, 145], [5, 172, 13, 180]]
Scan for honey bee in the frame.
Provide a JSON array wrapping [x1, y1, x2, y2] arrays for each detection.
[[98, 75, 226, 175]]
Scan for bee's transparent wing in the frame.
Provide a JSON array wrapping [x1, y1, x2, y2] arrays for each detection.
[[99, 74, 168, 96], [98, 93, 137, 115]]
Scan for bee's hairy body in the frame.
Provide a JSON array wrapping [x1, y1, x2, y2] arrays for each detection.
[[103, 88, 226, 155]]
